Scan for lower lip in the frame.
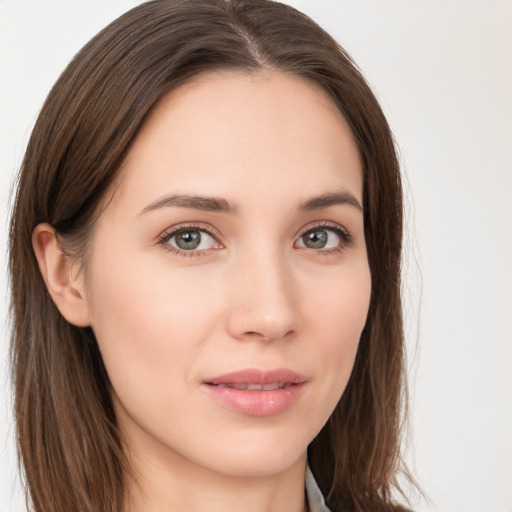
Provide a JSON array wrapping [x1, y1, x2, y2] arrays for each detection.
[[202, 383, 307, 416]]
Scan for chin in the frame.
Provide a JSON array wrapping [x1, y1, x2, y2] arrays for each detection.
[[187, 427, 311, 479], [209, 449, 306, 479]]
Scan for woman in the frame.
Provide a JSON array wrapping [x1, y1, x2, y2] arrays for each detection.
[[9, 0, 414, 510]]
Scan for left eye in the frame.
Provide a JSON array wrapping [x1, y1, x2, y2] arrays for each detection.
[[296, 227, 345, 250], [166, 228, 217, 251]]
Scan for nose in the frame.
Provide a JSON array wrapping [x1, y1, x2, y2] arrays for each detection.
[[225, 247, 299, 343]]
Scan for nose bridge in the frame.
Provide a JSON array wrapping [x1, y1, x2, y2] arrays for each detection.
[[226, 240, 298, 341]]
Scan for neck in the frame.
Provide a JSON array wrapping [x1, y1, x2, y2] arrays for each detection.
[[124, 441, 309, 512]]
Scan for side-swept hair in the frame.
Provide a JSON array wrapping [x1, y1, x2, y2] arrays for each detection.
[[9, 1, 412, 510]]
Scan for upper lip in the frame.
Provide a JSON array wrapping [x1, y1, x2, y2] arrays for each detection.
[[204, 368, 308, 386]]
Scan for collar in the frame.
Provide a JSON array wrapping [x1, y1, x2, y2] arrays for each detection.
[[305, 464, 332, 512]]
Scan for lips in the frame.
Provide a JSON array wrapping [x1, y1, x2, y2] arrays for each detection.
[[202, 368, 308, 416], [214, 382, 291, 391]]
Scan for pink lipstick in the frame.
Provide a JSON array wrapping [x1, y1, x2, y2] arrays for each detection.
[[202, 368, 307, 416]]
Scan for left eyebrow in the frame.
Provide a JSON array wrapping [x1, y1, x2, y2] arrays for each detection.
[[299, 191, 363, 213]]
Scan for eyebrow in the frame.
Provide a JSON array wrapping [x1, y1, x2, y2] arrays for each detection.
[[138, 190, 362, 217], [138, 194, 239, 216], [299, 191, 363, 212]]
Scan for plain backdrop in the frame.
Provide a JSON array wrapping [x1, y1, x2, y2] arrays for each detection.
[[1, 1, 511, 511]]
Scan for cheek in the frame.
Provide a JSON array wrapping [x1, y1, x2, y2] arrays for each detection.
[[85, 252, 220, 401], [305, 262, 371, 401], [308, 258, 371, 338]]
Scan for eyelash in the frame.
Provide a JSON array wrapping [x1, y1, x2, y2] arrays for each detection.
[[156, 221, 353, 257]]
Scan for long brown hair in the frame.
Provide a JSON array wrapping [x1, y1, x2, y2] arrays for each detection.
[[9, 1, 413, 510]]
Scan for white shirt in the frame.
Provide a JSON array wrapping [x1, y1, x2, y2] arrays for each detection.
[[305, 465, 332, 512]]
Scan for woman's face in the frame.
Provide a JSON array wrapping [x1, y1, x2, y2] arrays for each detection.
[[83, 71, 371, 478]]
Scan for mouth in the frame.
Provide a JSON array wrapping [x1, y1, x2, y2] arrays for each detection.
[[202, 368, 308, 416], [210, 382, 297, 391]]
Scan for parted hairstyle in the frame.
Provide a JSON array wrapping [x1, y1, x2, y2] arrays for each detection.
[[9, 1, 414, 511]]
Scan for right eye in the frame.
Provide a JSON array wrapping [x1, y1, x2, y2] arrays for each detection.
[[158, 225, 223, 255]]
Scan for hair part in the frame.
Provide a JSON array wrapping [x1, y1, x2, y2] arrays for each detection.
[[10, 1, 414, 510]]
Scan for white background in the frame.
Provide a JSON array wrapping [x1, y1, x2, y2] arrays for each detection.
[[1, 1, 511, 511]]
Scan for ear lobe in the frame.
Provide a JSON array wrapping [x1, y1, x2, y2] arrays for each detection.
[[32, 223, 91, 327]]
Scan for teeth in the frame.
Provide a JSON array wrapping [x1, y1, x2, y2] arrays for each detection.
[[247, 382, 281, 391], [215, 382, 286, 391]]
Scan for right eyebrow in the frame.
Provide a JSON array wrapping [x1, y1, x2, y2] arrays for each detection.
[[137, 194, 239, 217]]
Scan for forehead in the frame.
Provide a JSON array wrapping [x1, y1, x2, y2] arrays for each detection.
[[109, 70, 362, 214]]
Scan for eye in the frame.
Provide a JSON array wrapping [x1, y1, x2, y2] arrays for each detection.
[[158, 226, 221, 254], [295, 224, 351, 252]]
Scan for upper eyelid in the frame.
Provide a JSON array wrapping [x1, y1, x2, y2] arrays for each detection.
[[157, 222, 222, 243], [296, 221, 351, 238]]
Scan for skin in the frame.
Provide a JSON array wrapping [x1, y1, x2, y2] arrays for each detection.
[[34, 70, 371, 512]]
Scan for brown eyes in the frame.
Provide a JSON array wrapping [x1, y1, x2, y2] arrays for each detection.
[[159, 223, 351, 256]]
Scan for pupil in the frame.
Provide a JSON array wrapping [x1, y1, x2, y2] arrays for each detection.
[[176, 230, 201, 250], [304, 230, 327, 249]]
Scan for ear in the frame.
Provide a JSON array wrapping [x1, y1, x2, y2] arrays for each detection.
[[32, 223, 91, 327]]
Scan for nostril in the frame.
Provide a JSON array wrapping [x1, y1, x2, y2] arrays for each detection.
[[244, 331, 271, 341], [243, 330, 295, 343]]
